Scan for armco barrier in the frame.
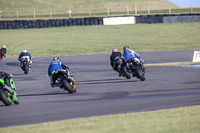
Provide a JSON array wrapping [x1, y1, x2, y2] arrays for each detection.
[[0, 14, 200, 30]]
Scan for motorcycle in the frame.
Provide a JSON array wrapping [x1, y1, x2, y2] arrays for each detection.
[[114, 56, 131, 79], [0, 51, 5, 61], [52, 69, 76, 94], [20, 56, 31, 74], [0, 73, 19, 106], [127, 57, 145, 81]]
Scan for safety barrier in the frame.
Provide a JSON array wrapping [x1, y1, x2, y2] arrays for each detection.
[[0, 14, 199, 30], [0, 17, 103, 30]]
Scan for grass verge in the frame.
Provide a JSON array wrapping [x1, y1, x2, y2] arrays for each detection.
[[1, 105, 200, 133], [146, 61, 200, 66], [0, 22, 200, 58]]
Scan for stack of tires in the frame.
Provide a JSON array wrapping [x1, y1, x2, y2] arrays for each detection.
[[0, 17, 104, 30]]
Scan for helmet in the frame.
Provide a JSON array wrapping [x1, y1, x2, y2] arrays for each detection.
[[112, 48, 118, 53], [123, 46, 129, 50], [2, 45, 6, 48], [22, 49, 27, 53], [53, 57, 60, 62]]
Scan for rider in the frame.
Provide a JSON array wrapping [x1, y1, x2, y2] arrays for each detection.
[[18, 49, 32, 61], [0, 71, 19, 104], [110, 48, 124, 77], [48, 57, 70, 87], [122, 46, 145, 70], [0, 45, 7, 58]]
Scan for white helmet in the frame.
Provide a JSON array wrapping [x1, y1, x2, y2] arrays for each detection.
[[22, 49, 27, 53], [3, 45, 6, 48]]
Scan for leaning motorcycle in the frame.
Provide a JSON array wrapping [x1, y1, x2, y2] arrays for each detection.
[[20, 56, 31, 74], [52, 69, 76, 94], [0, 51, 5, 61], [0, 74, 19, 106], [127, 57, 145, 81], [114, 56, 131, 79]]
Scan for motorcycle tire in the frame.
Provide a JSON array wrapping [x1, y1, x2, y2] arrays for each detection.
[[13, 100, 19, 105], [135, 67, 145, 81], [0, 89, 12, 106], [24, 64, 29, 74], [124, 71, 131, 79], [61, 79, 74, 94]]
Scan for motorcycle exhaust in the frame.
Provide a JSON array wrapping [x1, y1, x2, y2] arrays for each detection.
[[4, 85, 14, 94]]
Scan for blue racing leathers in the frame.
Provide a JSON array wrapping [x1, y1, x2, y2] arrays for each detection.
[[48, 61, 69, 76], [18, 52, 32, 61], [122, 49, 144, 69]]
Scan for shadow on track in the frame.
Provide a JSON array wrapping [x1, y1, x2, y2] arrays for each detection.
[[17, 92, 70, 97], [77, 78, 138, 85], [6, 62, 19, 66]]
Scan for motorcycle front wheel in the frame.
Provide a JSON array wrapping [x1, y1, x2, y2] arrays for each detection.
[[24, 64, 29, 74], [0, 89, 12, 106], [61, 79, 74, 94]]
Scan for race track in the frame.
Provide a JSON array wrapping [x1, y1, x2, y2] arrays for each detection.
[[0, 50, 200, 127]]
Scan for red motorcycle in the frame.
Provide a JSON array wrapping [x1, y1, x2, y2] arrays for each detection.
[[0, 51, 5, 61]]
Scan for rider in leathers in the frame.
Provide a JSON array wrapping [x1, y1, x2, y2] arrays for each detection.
[[18, 49, 32, 67], [0, 45, 7, 58], [110, 48, 124, 77], [122, 46, 145, 71], [48, 57, 70, 87]]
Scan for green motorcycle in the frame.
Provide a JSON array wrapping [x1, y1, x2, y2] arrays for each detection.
[[0, 72, 19, 106]]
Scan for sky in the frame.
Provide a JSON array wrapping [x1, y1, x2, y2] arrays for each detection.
[[167, 0, 200, 7]]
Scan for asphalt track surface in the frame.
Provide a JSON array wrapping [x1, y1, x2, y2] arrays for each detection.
[[0, 50, 200, 127]]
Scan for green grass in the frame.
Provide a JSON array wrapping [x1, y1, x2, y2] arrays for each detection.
[[0, 22, 200, 58], [1, 106, 200, 133], [0, 0, 180, 20], [146, 61, 200, 66], [0, 0, 177, 10]]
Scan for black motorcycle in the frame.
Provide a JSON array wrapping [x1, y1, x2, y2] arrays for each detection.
[[52, 69, 76, 94], [20, 56, 31, 74], [127, 57, 145, 81], [114, 56, 131, 79]]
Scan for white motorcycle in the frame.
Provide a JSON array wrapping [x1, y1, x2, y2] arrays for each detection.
[[20, 56, 32, 74]]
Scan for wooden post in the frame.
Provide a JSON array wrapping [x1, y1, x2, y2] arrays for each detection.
[[89, 8, 91, 16], [107, 8, 109, 16], [68, 9, 72, 18], [127, 6, 129, 15], [169, 5, 171, 14], [50, 10, 52, 18], [148, 5, 150, 14], [17, 10, 18, 19], [135, 5, 137, 14], [33, 9, 36, 19]]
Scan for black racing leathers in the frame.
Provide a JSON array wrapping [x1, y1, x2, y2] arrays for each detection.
[[110, 52, 122, 71]]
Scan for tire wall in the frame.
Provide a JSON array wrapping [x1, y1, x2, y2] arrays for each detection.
[[0, 14, 200, 30], [136, 14, 200, 23], [0, 17, 103, 30]]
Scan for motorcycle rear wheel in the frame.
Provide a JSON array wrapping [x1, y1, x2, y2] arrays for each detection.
[[0, 89, 12, 106], [135, 67, 145, 81], [61, 79, 74, 94]]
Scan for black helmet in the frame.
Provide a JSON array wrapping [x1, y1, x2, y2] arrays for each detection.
[[123, 46, 129, 50], [53, 57, 60, 62]]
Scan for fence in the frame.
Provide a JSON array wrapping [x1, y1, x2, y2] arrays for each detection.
[[0, 6, 200, 20]]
